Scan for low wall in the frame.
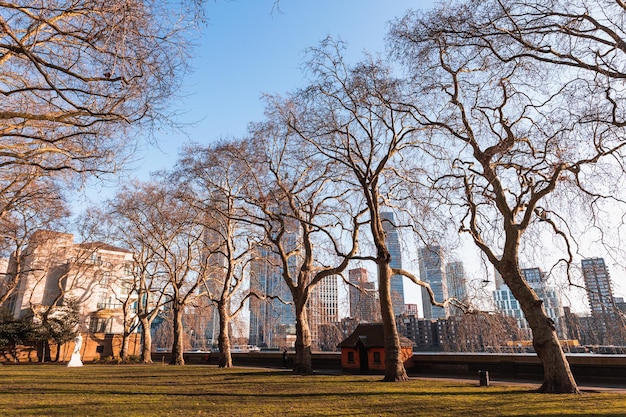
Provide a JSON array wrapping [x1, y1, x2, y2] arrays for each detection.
[[2, 333, 141, 363], [410, 353, 626, 385], [167, 351, 626, 385]]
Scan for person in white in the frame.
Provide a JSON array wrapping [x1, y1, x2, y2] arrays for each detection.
[[67, 334, 83, 367]]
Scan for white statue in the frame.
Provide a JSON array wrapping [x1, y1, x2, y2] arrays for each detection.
[[67, 334, 83, 367]]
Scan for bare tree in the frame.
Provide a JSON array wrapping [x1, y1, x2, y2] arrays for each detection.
[[388, 3, 626, 392], [440, 312, 523, 353], [0, 180, 69, 307], [0, 0, 194, 177], [105, 187, 171, 363], [316, 323, 343, 352], [284, 40, 450, 381], [174, 142, 262, 368], [109, 179, 207, 365], [237, 121, 362, 375]]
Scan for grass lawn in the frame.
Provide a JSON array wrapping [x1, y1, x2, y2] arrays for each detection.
[[0, 365, 625, 416]]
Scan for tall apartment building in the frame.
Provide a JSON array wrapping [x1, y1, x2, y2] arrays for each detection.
[[493, 267, 564, 339], [581, 258, 614, 316], [348, 267, 380, 323], [445, 262, 468, 316], [248, 244, 297, 349], [396, 314, 436, 351], [581, 257, 616, 344], [307, 274, 339, 349], [418, 245, 449, 319], [493, 286, 530, 338], [381, 212, 405, 316]]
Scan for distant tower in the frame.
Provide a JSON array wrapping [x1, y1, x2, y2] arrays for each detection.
[[581, 258, 614, 316], [493, 264, 505, 290], [418, 245, 448, 319], [493, 266, 565, 339], [307, 275, 339, 348], [248, 246, 295, 349], [381, 212, 405, 316], [348, 268, 380, 323], [445, 262, 467, 316]]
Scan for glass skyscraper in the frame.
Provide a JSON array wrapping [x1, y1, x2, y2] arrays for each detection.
[[418, 245, 449, 319], [493, 267, 565, 339], [381, 211, 405, 316], [445, 261, 467, 316], [248, 246, 295, 349]]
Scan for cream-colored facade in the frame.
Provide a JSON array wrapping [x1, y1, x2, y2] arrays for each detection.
[[5, 230, 136, 336]]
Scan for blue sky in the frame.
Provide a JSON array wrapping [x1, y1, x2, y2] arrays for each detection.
[[79, 0, 607, 313], [130, 0, 435, 179]]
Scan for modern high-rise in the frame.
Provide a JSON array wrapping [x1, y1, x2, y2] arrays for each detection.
[[248, 246, 295, 349], [248, 201, 300, 349], [493, 267, 565, 339], [307, 274, 339, 349], [348, 267, 380, 323], [445, 262, 468, 316], [381, 212, 405, 316], [418, 245, 448, 319], [581, 258, 614, 316]]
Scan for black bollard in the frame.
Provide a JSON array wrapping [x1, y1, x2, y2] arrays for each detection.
[[478, 370, 490, 387]]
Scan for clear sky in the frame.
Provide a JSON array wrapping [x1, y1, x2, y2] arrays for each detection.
[[95, 0, 434, 313], [128, 0, 436, 180], [80, 0, 607, 314]]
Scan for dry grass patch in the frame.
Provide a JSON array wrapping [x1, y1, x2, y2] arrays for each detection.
[[0, 365, 624, 416]]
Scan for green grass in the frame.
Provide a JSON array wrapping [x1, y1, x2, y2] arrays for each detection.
[[0, 365, 625, 416]]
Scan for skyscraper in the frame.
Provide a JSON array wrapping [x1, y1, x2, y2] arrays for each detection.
[[381, 212, 405, 316], [581, 258, 625, 345], [581, 258, 614, 316], [493, 267, 565, 339], [249, 202, 300, 349], [348, 267, 380, 323], [418, 245, 448, 319], [445, 261, 468, 316], [248, 246, 295, 349], [307, 274, 339, 349]]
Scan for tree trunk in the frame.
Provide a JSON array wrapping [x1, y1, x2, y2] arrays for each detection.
[[140, 317, 153, 364], [293, 297, 313, 375], [120, 330, 130, 360], [170, 302, 185, 365], [378, 260, 409, 382], [54, 344, 61, 362], [500, 258, 579, 393], [218, 303, 232, 368]]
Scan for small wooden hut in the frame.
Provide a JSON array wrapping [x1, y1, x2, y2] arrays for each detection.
[[338, 323, 413, 373]]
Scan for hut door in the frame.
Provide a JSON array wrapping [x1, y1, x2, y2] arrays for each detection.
[[359, 344, 369, 372]]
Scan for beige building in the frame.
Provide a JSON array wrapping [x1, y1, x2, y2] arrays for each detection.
[[3, 230, 139, 361]]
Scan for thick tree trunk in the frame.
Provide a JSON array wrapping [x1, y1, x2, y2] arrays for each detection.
[[500, 258, 579, 393], [140, 317, 153, 364], [120, 330, 130, 360], [378, 260, 409, 382], [293, 298, 313, 375], [170, 303, 185, 365], [218, 303, 232, 368]]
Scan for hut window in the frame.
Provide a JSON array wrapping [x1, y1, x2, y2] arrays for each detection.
[[373, 351, 381, 364], [347, 351, 355, 363]]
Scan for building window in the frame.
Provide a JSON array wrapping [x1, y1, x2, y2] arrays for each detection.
[[89, 317, 111, 333], [100, 271, 111, 287], [347, 351, 355, 363], [373, 351, 381, 364]]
